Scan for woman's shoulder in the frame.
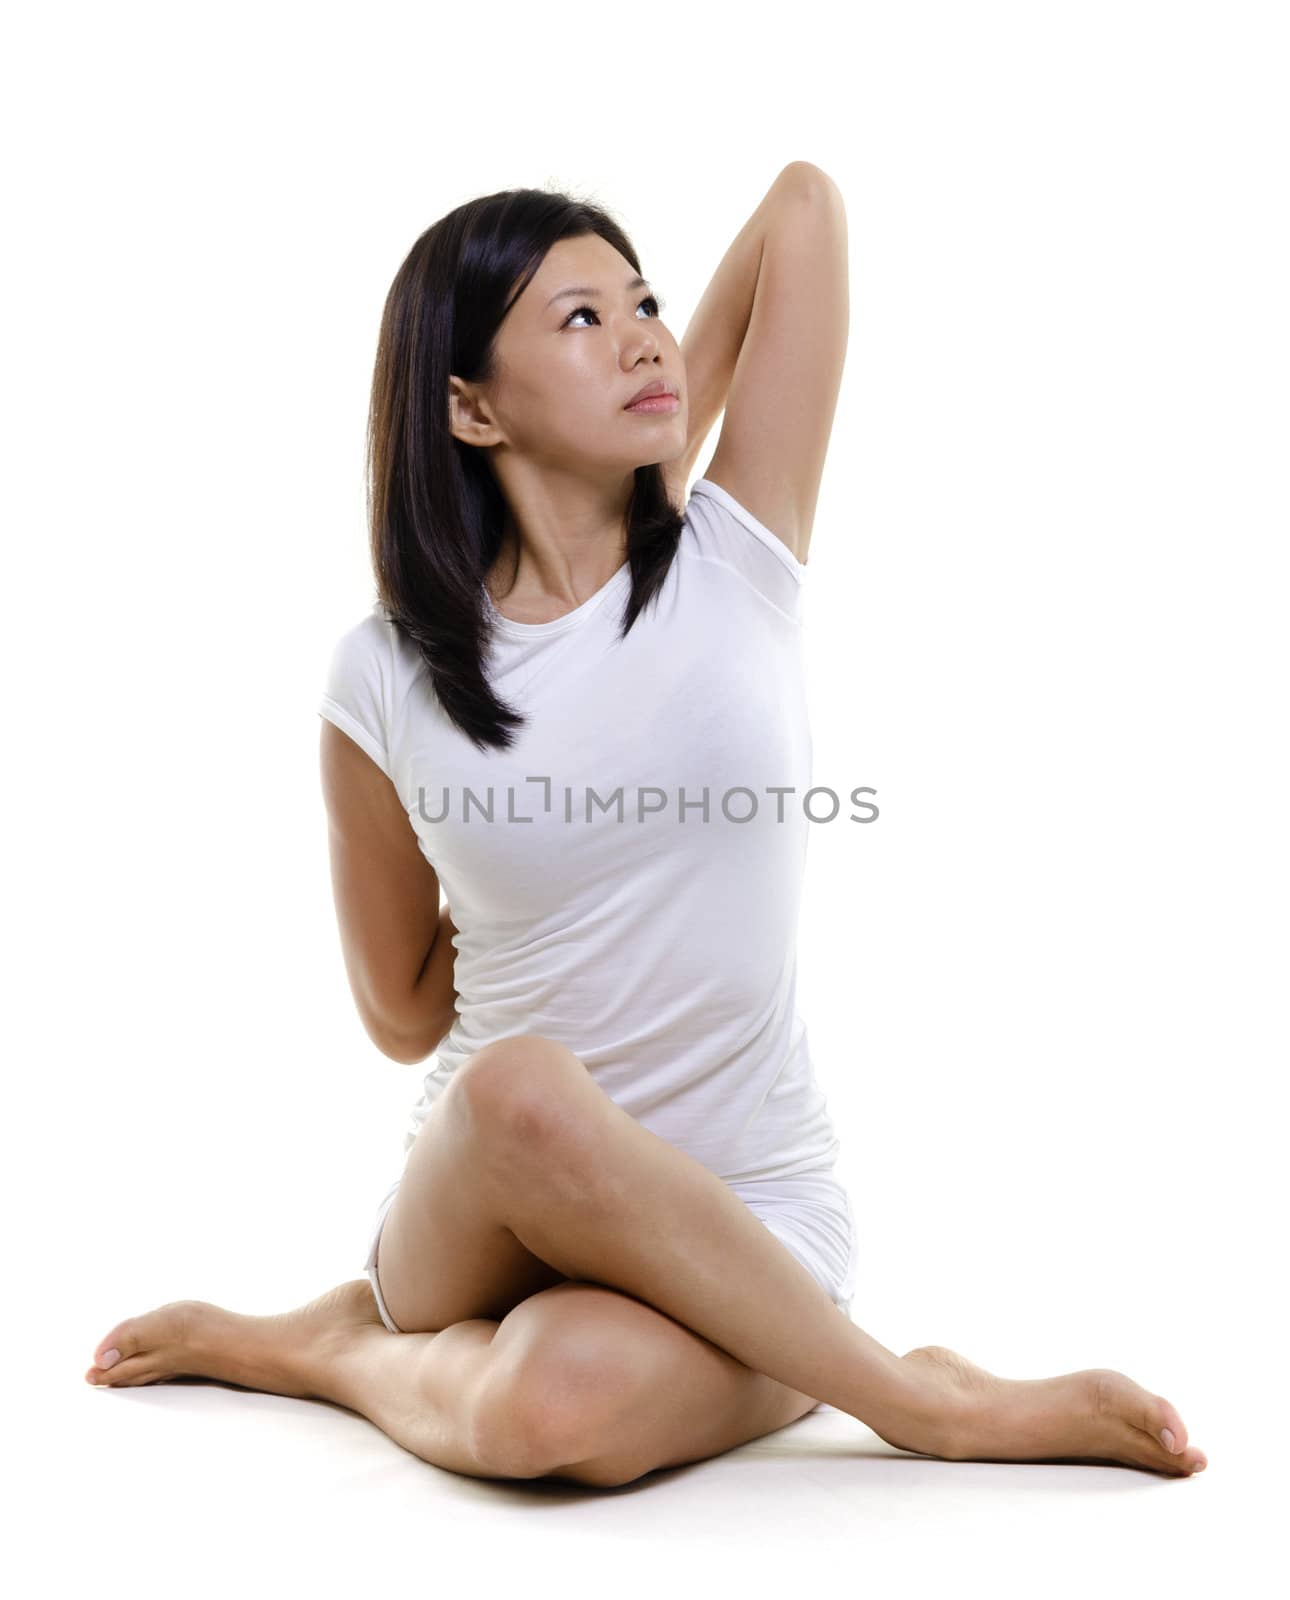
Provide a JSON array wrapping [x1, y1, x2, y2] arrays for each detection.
[[680, 477, 808, 623], [328, 602, 426, 679]]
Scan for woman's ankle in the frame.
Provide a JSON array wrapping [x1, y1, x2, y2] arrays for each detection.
[[863, 1363, 974, 1459]]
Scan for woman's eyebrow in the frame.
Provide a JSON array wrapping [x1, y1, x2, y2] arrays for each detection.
[[545, 274, 651, 309]]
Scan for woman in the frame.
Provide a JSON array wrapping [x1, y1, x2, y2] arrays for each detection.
[[85, 164, 1207, 1486]]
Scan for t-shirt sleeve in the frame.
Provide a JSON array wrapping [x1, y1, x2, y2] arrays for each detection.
[[317, 612, 395, 783], [684, 477, 808, 622]]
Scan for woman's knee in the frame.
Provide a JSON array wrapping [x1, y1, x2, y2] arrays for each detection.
[[469, 1283, 643, 1480], [455, 1036, 593, 1151]]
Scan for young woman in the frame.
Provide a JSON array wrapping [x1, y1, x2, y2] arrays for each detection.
[[85, 164, 1207, 1487]]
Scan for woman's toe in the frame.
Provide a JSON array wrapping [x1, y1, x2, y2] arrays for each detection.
[[1096, 1370, 1188, 1455], [93, 1330, 130, 1369], [86, 1352, 158, 1387], [88, 1324, 142, 1382], [1148, 1396, 1189, 1455]]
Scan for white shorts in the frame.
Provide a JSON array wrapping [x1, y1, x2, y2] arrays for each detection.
[[362, 1178, 404, 1337], [363, 1166, 858, 1366]]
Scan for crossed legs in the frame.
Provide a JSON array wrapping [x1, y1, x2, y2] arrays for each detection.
[[85, 1035, 1208, 1483]]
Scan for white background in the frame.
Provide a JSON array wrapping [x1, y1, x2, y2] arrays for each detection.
[[5, 1, 1285, 1593]]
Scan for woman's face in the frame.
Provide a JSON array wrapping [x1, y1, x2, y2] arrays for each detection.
[[450, 232, 688, 477]]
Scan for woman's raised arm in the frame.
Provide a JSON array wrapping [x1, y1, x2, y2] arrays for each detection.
[[665, 164, 820, 505]]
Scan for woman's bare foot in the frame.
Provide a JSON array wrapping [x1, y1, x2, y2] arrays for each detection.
[[886, 1344, 1208, 1478], [84, 1278, 391, 1399]]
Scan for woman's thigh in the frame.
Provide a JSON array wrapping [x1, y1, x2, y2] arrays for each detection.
[[372, 1046, 571, 1334]]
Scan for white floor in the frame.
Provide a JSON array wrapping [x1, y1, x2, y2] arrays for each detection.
[[29, 1352, 1267, 1600]]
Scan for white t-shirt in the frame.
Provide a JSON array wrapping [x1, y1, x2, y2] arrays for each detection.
[[318, 477, 843, 1185]]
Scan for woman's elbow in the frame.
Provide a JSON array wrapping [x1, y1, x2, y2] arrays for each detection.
[[372, 1010, 452, 1066]]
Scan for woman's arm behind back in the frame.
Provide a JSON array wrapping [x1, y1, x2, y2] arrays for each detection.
[[320, 719, 457, 1064]]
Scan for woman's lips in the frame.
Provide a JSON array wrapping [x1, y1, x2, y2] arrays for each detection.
[[624, 394, 680, 414]]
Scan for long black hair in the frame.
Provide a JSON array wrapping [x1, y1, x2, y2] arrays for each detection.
[[366, 186, 686, 753]]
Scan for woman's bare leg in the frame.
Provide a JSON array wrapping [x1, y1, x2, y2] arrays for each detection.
[[82, 1278, 529, 1480], [84, 1036, 1208, 1477], [82, 1269, 1206, 1481], [451, 1043, 936, 1443], [421, 1038, 1207, 1472]]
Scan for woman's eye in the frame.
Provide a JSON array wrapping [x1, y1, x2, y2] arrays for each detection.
[[564, 294, 664, 328]]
